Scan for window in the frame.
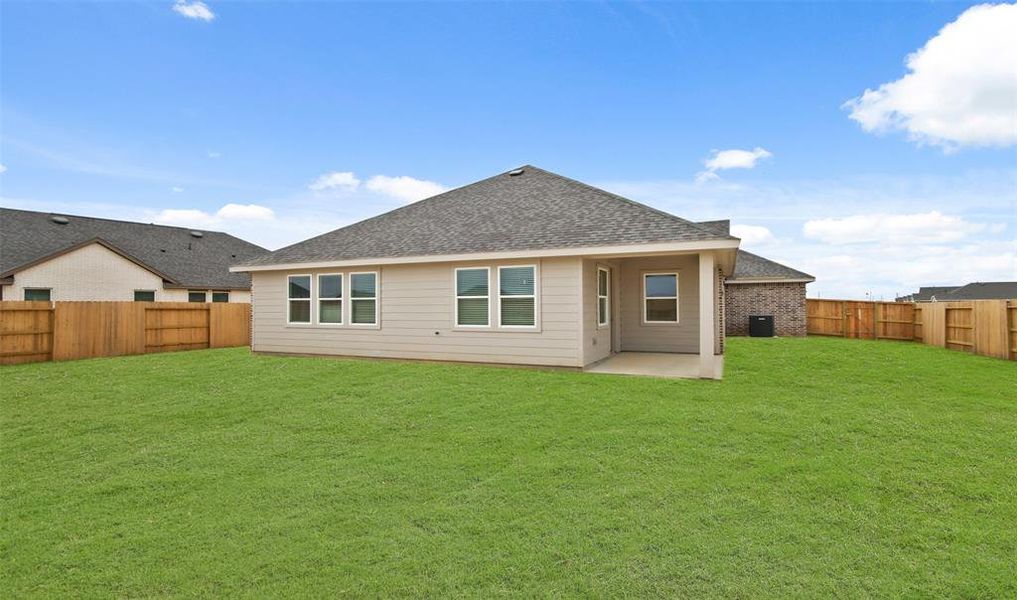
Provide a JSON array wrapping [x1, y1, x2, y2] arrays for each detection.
[[455, 267, 489, 327], [134, 290, 156, 302], [350, 272, 377, 325], [498, 265, 536, 327], [643, 273, 678, 323], [24, 288, 51, 301], [211, 292, 229, 303], [188, 290, 207, 303], [288, 275, 311, 323], [317, 274, 343, 324], [597, 267, 610, 327]]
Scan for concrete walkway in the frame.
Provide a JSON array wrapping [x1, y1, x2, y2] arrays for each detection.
[[585, 352, 710, 379]]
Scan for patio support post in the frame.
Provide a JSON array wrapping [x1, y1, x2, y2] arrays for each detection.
[[699, 252, 717, 378]]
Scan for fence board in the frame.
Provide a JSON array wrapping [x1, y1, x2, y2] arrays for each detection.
[[0, 301, 54, 365], [807, 298, 1015, 361], [0, 300, 250, 365]]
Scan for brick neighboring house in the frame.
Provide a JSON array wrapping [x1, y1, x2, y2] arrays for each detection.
[[699, 220, 815, 337]]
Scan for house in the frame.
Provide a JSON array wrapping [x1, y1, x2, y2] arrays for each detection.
[[0, 208, 266, 302], [232, 165, 741, 378], [897, 282, 1017, 302], [697, 220, 814, 337]]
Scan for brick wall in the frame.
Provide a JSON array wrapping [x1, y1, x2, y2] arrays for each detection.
[[715, 267, 725, 354], [724, 281, 807, 337]]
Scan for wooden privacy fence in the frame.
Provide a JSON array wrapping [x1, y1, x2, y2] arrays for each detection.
[[0, 301, 251, 365], [807, 298, 1016, 361]]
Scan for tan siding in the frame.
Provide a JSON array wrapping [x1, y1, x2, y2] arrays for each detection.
[[251, 257, 583, 367], [580, 259, 618, 365], [618, 254, 700, 353]]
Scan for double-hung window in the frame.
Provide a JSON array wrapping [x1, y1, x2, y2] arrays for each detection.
[[643, 273, 679, 323], [350, 272, 377, 325], [288, 275, 312, 324], [318, 274, 343, 324], [597, 267, 610, 326], [498, 265, 536, 327], [456, 267, 489, 327]]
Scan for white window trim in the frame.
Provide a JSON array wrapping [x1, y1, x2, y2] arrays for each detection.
[[454, 266, 492, 328], [315, 273, 344, 326], [597, 266, 610, 328], [134, 289, 156, 302], [287, 274, 313, 325], [497, 264, 539, 329], [187, 290, 208, 303], [348, 271, 379, 327], [211, 291, 230, 303], [642, 272, 680, 325]]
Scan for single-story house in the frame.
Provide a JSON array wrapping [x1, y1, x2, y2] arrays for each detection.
[[0, 208, 266, 302], [897, 282, 1017, 302], [696, 220, 814, 337], [233, 165, 741, 378]]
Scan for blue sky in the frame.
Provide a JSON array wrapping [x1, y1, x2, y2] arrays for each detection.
[[2, 1, 1015, 298]]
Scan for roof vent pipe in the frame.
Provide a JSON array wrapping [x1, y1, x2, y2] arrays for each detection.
[[50, 215, 70, 224], [189, 230, 204, 238], [508, 168, 524, 176]]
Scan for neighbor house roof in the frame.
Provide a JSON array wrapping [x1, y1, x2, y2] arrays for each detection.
[[238, 165, 737, 269], [940, 282, 1017, 301], [0, 208, 267, 289], [901, 286, 960, 302], [695, 220, 814, 283]]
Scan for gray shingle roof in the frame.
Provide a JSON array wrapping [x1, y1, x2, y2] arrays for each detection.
[[1, 208, 267, 289], [901, 286, 960, 302], [240, 165, 736, 267], [694, 220, 813, 282], [941, 282, 1017, 300], [730, 250, 815, 281]]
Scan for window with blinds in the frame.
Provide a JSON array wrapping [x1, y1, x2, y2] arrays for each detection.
[[498, 265, 536, 327], [350, 272, 377, 325], [643, 273, 678, 323], [288, 275, 312, 323], [456, 267, 489, 326], [318, 274, 343, 324]]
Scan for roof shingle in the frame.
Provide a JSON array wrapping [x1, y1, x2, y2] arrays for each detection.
[[240, 165, 735, 267], [1, 208, 267, 289]]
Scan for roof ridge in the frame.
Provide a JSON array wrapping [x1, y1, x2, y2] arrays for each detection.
[[520, 165, 737, 240]]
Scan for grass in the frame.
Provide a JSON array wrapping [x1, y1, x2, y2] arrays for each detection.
[[2, 337, 1015, 597]]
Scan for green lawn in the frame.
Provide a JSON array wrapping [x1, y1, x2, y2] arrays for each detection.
[[2, 338, 1015, 597]]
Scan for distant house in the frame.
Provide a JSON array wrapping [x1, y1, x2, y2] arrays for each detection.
[[232, 165, 812, 378], [697, 220, 814, 337], [0, 208, 266, 303], [897, 282, 1017, 302]]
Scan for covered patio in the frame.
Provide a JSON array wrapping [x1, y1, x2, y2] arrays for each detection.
[[577, 249, 732, 379]]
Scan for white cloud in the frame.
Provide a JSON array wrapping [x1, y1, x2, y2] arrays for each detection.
[[697, 147, 772, 183], [171, 186, 184, 193], [207, 151, 221, 159], [309, 171, 360, 192], [803, 211, 985, 245], [843, 3, 1017, 150], [365, 175, 448, 203], [153, 203, 275, 228], [731, 224, 775, 246], [215, 203, 275, 221], [0, 164, 7, 173], [172, 1, 215, 22], [154, 208, 219, 227]]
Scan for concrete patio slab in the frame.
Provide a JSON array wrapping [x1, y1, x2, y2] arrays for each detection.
[[585, 352, 718, 379]]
